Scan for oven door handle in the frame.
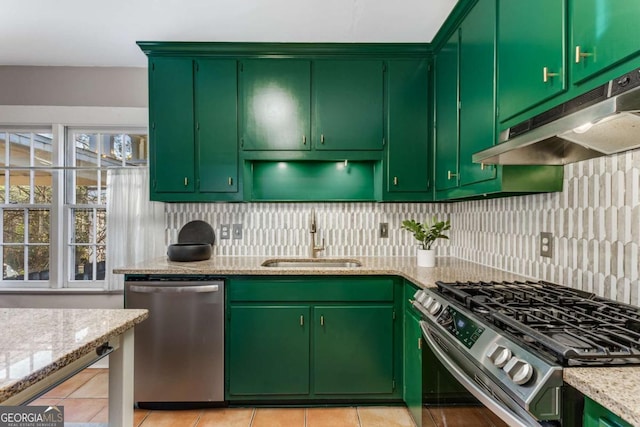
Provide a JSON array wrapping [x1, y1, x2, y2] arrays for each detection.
[[419, 321, 542, 427]]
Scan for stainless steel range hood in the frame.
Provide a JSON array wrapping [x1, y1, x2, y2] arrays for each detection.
[[473, 67, 640, 165]]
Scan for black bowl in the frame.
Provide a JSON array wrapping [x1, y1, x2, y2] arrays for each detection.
[[167, 243, 212, 262]]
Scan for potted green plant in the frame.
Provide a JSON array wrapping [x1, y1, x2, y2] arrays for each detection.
[[401, 216, 451, 267]]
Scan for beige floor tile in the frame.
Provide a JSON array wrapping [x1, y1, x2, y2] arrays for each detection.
[[307, 407, 359, 427], [196, 407, 254, 427], [138, 409, 202, 427], [59, 398, 108, 422], [427, 406, 492, 427], [28, 398, 61, 407], [134, 408, 152, 427], [68, 370, 109, 398], [40, 369, 100, 398], [251, 408, 305, 427], [358, 406, 416, 427], [90, 405, 109, 423]]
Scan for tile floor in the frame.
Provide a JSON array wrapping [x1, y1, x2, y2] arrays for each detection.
[[28, 368, 504, 427]]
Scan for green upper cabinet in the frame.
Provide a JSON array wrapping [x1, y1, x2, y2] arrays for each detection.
[[497, 0, 566, 122], [433, 0, 564, 200], [434, 30, 460, 192], [312, 60, 384, 151], [571, 0, 640, 84], [386, 59, 431, 196], [196, 59, 239, 193], [458, 0, 497, 186], [239, 59, 311, 151], [149, 57, 195, 194], [148, 56, 240, 201]]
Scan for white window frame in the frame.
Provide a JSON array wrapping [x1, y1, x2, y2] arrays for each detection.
[[0, 105, 148, 290]]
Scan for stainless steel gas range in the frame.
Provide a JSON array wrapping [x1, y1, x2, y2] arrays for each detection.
[[412, 280, 640, 427]]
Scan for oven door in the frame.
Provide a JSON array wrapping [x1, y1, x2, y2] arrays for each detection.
[[420, 320, 544, 427]]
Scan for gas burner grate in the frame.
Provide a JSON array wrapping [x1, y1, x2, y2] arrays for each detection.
[[436, 280, 640, 366]]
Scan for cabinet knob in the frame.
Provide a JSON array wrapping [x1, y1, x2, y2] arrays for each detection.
[[184, 177, 188, 186], [228, 177, 233, 186], [447, 170, 458, 180], [575, 45, 594, 64], [393, 176, 398, 186], [543, 67, 559, 83]]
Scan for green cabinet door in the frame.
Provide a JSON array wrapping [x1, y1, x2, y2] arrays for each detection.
[[404, 309, 423, 427], [498, 0, 566, 122], [434, 30, 460, 192], [228, 305, 310, 396], [313, 305, 394, 394], [313, 60, 384, 151], [387, 59, 430, 193], [459, 0, 497, 187], [240, 59, 311, 151], [583, 397, 632, 427], [571, 0, 640, 84], [149, 57, 195, 193], [195, 59, 238, 193]]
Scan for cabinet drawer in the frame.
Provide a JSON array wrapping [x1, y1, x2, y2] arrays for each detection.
[[228, 277, 394, 302]]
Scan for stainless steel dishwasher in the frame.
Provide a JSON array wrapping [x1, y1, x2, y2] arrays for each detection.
[[124, 275, 224, 407]]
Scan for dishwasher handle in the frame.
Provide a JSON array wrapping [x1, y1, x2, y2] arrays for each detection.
[[128, 284, 220, 294]]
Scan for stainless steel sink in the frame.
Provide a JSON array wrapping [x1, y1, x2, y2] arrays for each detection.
[[261, 258, 362, 268]]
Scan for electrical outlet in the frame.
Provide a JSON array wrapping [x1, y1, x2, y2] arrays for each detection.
[[379, 222, 389, 238], [220, 224, 230, 240], [540, 232, 553, 258], [232, 223, 243, 240]]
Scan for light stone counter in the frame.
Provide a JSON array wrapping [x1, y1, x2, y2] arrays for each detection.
[[0, 308, 147, 426], [114, 255, 530, 288], [116, 255, 639, 424], [564, 367, 640, 426]]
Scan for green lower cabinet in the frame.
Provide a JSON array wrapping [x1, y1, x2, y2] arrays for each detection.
[[227, 305, 310, 396], [226, 276, 400, 401], [314, 305, 394, 395], [583, 397, 632, 427], [403, 308, 423, 427]]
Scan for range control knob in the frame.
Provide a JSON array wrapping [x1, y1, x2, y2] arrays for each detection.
[[427, 300, 443, 316], [421, 296, 433, 309], [486, 343, 513, 368], [414, 290, 428, 304], [503, 357, 534, 385]]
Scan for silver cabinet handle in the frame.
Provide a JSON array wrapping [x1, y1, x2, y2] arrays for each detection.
[[129, 284, 219, 294], [320, 315, 325, 326], [184, 177, 188, 186], [542, 67, 559, 83], [300, 315, 304, 326], [228, 177, 233, 186], [303, 135, 307, 145], [321, 134, 325, 144], [575, 45, 593, 63], [393, 176, 398, 186], [447, 170, 458, 180]]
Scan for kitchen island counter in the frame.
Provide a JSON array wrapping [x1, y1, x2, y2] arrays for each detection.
[[0, 308, 148, 426]]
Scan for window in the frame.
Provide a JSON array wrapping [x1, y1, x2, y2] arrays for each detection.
[[0, 127, 147, 288]]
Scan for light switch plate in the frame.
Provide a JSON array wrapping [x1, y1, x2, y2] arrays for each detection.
[[232, 223, 243, 240], [379, 222, 389, 238], [220, 224, 230, 240], [540, 232, 553, 258]]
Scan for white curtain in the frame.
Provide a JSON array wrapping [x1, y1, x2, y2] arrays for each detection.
[[105, 168, 165, 291]]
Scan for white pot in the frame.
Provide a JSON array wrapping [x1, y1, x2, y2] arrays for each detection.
[[417, 248, 436, 267]]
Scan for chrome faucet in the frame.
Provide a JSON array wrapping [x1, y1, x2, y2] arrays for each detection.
[[309, 209, 325, 258]]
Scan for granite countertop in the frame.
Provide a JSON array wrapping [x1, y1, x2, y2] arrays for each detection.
[[564, 367, 640, 426], [115, 255, 640, 423], [114, 255, 530, 289], [0, 308, 148, 403]]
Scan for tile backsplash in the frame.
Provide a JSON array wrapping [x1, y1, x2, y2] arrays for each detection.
[[165, 149, 640, 306]]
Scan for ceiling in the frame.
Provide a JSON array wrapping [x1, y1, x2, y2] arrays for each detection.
[[3, 0, 457, 68]]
